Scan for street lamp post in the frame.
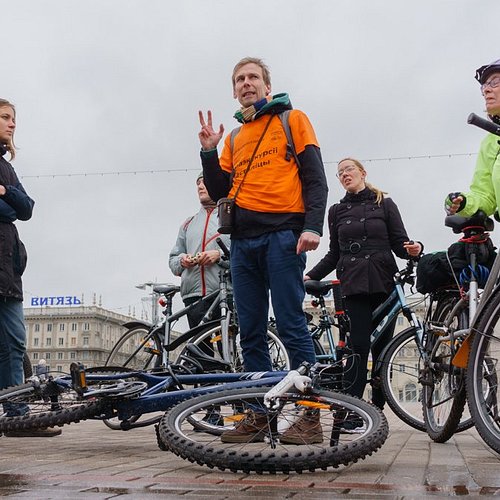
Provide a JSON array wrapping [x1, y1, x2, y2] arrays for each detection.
[[135, 282, 158, 324]]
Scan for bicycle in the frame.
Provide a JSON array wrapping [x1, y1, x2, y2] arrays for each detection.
[[418, 210, 495, 442], [106, 238, 289, 374], [103, 239, 289, 430], [0, 361, 388, 473], [374, 260, 477, 436], [304, 258, 474, 435], [444, 112, 500, 454]]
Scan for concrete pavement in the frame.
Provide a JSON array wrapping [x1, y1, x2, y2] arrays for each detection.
[[0, 408, 499, 499]]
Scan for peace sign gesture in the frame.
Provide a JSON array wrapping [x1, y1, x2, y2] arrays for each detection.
[[198, 110, 224, 151]]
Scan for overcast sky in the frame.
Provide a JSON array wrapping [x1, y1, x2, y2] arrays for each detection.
[[2, 0, 499, 319]]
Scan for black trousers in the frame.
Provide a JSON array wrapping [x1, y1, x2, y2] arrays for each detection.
[[343, 293, 396, 408]]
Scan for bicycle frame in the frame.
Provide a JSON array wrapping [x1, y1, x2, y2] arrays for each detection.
[[309, 304, 339, 364], [471, 250, 500, 327], [112, 258, 235, 369], [161, 286, 224, 365], [49, 369, 287, 426], [306, 262, 424, 370], [445, 215, 496, 368], [371, 262, 426, 355]]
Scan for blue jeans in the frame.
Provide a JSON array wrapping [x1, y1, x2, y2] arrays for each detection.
[[230, 230, 316, 371], [0, 298, 28, 415]]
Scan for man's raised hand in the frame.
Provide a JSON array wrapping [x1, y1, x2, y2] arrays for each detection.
[[198, 110, 224, 151]]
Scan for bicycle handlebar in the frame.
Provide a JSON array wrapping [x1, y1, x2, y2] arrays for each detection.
[[467, 113, 500, 137], [216, 237, 230, 260], [396, 258, 416, 286]]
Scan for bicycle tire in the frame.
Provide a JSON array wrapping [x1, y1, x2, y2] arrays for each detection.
[[176, 323, 290, 372], [0, 382, 107, 432], [158, 386, 388, 474], [466, 287, 500, 454], [23, 353, 33, 379], [379, 327, 426, 430], [431, 293, 474, 434], [105, 325, 163, 370], [423, 295, 470, 442]]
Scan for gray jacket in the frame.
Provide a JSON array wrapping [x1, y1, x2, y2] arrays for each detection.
[[169, 206, 230, 300]]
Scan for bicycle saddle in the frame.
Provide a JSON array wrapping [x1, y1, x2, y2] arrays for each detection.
[[305, 280, 333, 298], [445, 210, 494, 234], [153, 284, 181, 297]]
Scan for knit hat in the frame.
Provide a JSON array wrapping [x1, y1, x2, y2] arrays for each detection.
[[196, 171, 204, 183]]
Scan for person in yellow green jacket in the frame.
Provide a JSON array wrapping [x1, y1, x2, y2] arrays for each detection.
[[445, 59, 500, 217]]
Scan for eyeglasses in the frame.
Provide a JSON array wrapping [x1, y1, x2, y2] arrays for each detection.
[[336, 165, 358, 178], [481, 76, 500, 94]]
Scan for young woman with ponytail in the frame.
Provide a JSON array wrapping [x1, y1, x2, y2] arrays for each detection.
[[305, 157, 422, 412]]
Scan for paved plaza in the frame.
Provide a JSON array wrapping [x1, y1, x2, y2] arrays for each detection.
[[0, 408, 499, 499]]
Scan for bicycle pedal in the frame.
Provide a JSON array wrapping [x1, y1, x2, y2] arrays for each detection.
[[70, 362, 88, 395], [427, 323, 448, 336]]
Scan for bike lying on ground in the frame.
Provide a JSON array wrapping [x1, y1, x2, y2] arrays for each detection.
[[0, 362, 388, 474]]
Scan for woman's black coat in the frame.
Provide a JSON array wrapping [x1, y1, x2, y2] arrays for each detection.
[[0, 146, 34, 300], [307, 188, 410, 296]]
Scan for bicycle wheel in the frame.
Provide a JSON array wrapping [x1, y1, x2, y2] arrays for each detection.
[[0, 380, 108, 432], [379, 327, 426, 430], [431, 293, 474, 436], [176, 323, 290, 372], [23, 353, 33, 379], [466, 287, 500, 454], [423, 295, 471, 442], [158, 386, 388, 473], [105, 325, 163, 370]]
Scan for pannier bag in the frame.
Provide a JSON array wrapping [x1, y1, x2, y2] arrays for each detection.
[[416, 240, 496, 294]]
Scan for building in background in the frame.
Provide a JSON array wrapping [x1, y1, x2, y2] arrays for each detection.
[[24, 304, 138, 374]]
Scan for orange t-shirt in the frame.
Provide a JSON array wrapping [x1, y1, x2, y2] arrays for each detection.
[[219, 110, 319, 214]]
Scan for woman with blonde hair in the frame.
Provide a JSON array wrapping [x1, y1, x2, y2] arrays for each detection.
[[305, 157, 422, 417]]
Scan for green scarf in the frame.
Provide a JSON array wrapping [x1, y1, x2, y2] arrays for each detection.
[[234, 93, 291, 123]]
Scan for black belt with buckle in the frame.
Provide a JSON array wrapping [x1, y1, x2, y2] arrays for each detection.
[[340, 242, 391, 255]]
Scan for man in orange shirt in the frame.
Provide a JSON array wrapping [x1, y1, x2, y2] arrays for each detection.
[[198, 58, 328, 443]]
